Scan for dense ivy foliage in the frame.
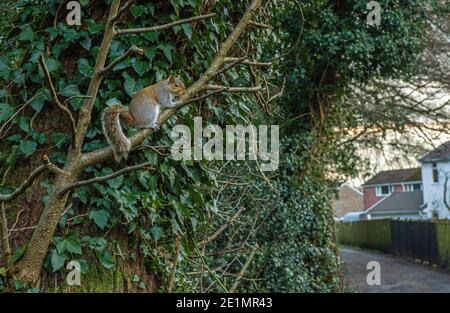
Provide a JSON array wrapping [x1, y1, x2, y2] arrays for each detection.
[[0, 0, 432, 292], [194, 0, 432, 292]]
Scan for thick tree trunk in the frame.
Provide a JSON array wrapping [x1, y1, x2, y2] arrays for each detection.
[[48, 232, 160, 293]]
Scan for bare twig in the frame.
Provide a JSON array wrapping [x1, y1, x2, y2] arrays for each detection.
[[229, 244, 258, 293], [224, 57, 272, 67], [214, 56, 249, 78], [248, 20, 272, 29], [167, 236, 181, 293], [205, 84, 262, 93], [201, 207, 246, 245], [98, 45, 144, 76], [39, 54, 76, 146], [0, 155, 60, 202], [58, 161, 154, 195], [0, 93, 39, 139], [62, 95, 92, 107], [115, 13, 216, 36], [180, 88, 229, 106]]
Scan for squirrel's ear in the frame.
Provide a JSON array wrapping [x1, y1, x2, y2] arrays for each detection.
[[168, 75, 176, 83]]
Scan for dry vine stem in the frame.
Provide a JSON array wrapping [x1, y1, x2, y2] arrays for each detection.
[[7, 0, 266, 287]]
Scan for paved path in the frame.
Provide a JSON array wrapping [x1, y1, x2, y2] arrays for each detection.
[[340, 246, 450, 293]]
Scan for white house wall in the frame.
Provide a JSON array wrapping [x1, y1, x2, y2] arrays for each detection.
[[421, 161, 450, 219]]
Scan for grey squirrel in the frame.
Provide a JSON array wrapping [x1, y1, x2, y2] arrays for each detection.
[[102, 75, 186, 162]]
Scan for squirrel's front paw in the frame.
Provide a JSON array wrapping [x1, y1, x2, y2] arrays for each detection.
[[150, 122, 160, 130]]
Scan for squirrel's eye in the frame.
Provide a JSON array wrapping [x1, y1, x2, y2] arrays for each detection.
[[174, 83, 179, 88]]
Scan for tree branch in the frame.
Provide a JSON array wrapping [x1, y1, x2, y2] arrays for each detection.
[[224, 57, 272, 67], [97, 45, 144, 76], [167, 236, 181, 293], [62, 95, 92, 107], [214, 56, 249, 78], [180, 88, 229, 106], [248, 20, 272, 29], [39, 54, 77, 147], [115, 13, 216, 36], [58, 161, 154, 195], [229, 244, 258, 293], [444, 174, 450, 211], [0, 155, 64, 202], [109, 0, 134, 23], [0, 201, 12, 268], [205, 84, 262, 93], [201, 207, 246, 245]]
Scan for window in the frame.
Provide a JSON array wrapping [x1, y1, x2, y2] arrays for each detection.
[[405, 183, 422, 192], [376, 185, 393, 196], [432, 163, 439, 183]]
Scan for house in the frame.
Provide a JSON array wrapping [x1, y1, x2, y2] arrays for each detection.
[[419, 141, 450, 219], [332, 183, 364, 218], [362, 168, 422, 211], [365, 190, 424, 220]]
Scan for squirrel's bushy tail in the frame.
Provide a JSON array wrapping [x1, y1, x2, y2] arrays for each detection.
[[102, 105, 134, 162]]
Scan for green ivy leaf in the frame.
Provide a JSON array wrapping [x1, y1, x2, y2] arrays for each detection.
[[19, 140, 37, 157], [18, 26, 34, 41], [56, 239, 67, 254], [80, 37, 92, 51], [85, 236, 107, 251], [99, 250, 116, 269], [60, 84, 80, 97], [89, 209, 110, 230], [122, 72, 137, 97], [63, 29, 79, 42], [31, 94, 46, 112], [0, 103, 14, 122], [181, 23, 193, 40], [77, 58, 93, 77], [130, 5, 144, 17], [51, 250, 66, 272], [107, 175, 124, 189], [66, 238, 82, 255], [144, 47, 157, 63], [7, 134, 22, 142], [150, 226, 164, 241], [157, 43, 175, 63], [45, 58, 61, 73], [131, 58, 150, 77], [6, 146, 19, 166], [143, 32, 159, 43]]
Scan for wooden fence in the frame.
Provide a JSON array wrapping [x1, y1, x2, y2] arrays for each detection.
[[336, 219, 450, 267]]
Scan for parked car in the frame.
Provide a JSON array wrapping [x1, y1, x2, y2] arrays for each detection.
[[340, 211, 366, 222]]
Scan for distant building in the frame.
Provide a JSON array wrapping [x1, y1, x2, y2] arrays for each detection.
[[365, 190, 424, 220], [332, 183, 364, 218], [419, 141, 450, 219], [359, 142, 450, 220], [362, 168, 422, 211]]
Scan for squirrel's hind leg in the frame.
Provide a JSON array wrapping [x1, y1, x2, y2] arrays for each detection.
[[146, 105, 160, 130]]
